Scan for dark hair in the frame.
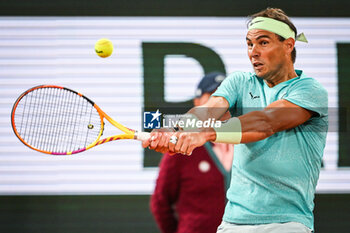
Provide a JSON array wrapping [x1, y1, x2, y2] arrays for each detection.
[[247, 8, 297, 63]]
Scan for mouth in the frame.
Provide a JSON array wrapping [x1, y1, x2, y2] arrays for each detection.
[[253, 61, 264, 70]]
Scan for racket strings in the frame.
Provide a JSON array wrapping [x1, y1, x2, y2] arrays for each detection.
[[14, 87, 101, 153]]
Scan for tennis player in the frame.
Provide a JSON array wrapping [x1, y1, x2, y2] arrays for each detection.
[[143, 7, 328, 233]]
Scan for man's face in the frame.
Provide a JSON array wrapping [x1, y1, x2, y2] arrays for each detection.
[[246, 29, 291, 80]]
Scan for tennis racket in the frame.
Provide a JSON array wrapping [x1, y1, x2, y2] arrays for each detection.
[[11, 85, 150, 155]]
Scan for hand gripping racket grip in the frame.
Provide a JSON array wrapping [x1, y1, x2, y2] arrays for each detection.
[[134, 131, 151, 141]]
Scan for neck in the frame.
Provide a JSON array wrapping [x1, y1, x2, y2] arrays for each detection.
[[264, 63, 297, 87]]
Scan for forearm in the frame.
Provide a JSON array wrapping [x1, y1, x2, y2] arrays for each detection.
[[187, 96, 229, 121], [238, 110, 275, 143], [213, 100, 313, 144], [211, 111, 274, 144], [181, 109, 277, 145]]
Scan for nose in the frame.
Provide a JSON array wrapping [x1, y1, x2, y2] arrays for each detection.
[[249, 44, 260, 58]]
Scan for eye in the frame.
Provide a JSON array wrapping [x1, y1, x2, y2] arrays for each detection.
[[247, 41, 253, 48], [261, 40, 269, 46]]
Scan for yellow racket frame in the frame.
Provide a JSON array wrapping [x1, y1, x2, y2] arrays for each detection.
[[11, 85, 149, 155]]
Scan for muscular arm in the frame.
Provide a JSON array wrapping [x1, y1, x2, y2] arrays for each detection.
[[168, 99, 313, 155], [239, 99, 313, 143], [188, 97, 313, 143], [188, 96, 230, 121], [144, 97, 313, 155]]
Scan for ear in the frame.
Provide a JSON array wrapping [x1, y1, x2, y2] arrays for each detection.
[[284, 37, 295, 53], [193, 98, 200, 106]]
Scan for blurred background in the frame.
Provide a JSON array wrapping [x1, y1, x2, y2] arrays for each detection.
[[0, 0, 349, 232]]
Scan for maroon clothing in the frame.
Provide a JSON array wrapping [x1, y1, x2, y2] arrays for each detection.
[[150, 145, 229, 233]]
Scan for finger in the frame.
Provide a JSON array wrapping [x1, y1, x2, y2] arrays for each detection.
[[157, 132, 175, 153], [179, 133, 192, 155], [168, 132, 179, 153], [155, 147, 169, 154], [142, 139, 150, 148], [179, 140, 189, 155], [157, 131, 169, 149], [186, 145, 196, 156], [154, 146, 169, 154], [174, 133, 186, 154], [149, 132, 160, 149], [142, 132, 155, 148], [163, 133, 171, 151]]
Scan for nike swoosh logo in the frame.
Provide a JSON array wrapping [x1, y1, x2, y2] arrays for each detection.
[[249, 20, 264, 27], [249, 92, 260, 99]]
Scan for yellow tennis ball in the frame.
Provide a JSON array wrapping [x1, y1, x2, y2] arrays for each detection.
[[95, 38, 113, 58]]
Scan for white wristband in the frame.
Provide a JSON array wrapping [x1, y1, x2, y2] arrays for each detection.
[[214, 117, 242, 144]]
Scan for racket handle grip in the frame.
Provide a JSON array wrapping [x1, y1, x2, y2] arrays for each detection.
[[134, 131, 151, 141]]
